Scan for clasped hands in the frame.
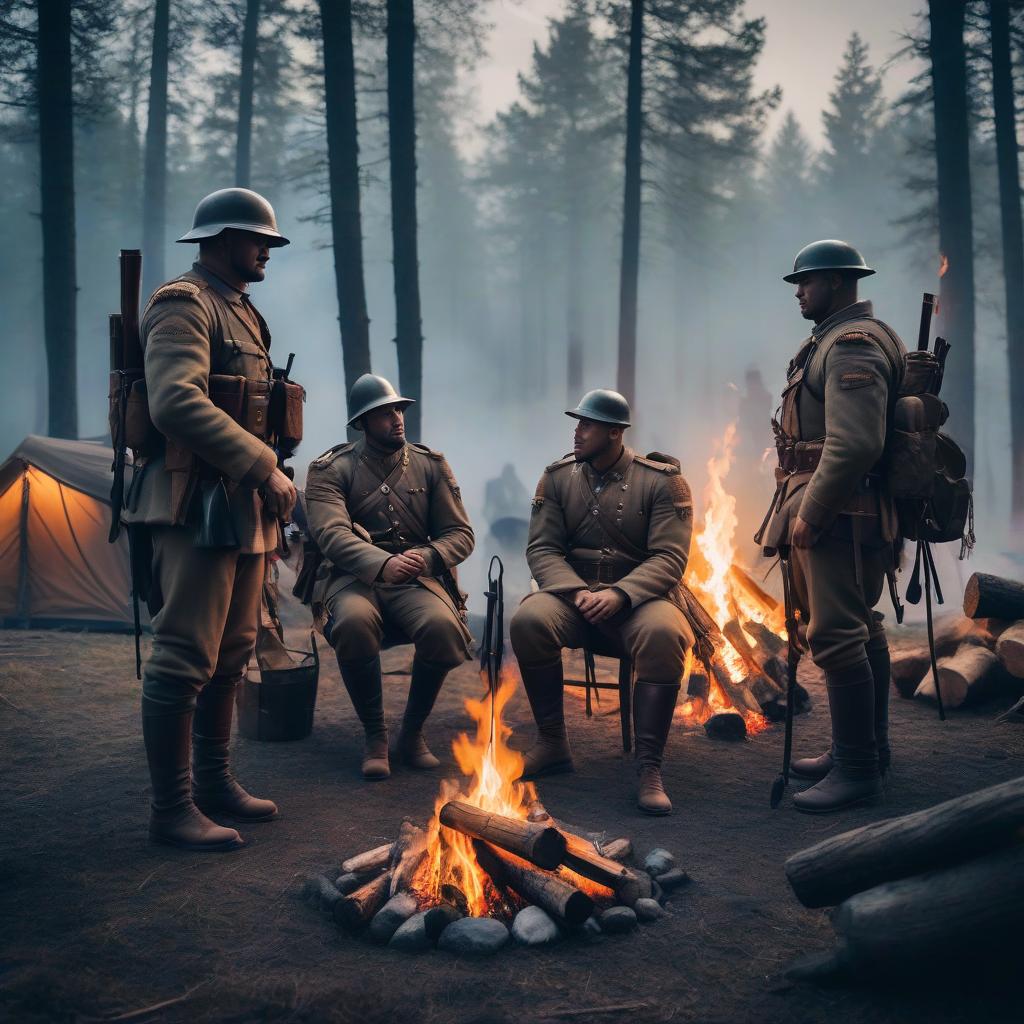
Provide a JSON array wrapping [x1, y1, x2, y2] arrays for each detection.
[[575, 586, 627, 624], [381, 550, 429, 585]]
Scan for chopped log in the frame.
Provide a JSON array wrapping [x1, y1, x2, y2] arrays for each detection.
[[995, 621, 1024, 678], [559, 831, 646, 906], [891, 647, 931, 698], [710, 661, 762, 716], [723, 620, 764, 674], [333, 869, 393, 932], [784, 775, 1024, 908], [833, 843, 1024, 974], [704, 711, 746, 741], [963, 572, 1024, 620], [742, 620, 785, 658], [729, 565, 784, 630], [597, 838, 632, 863], [473, 840, 593, 925], [747, 673, 783, 705], [341, 842, 394, 878], [914, 643, 1000, 709], [389, 821, 426, 897], [439, 800, 566, 870]]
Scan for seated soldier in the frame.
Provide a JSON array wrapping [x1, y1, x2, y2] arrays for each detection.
[[304, 374, 474, 779], [510, 389, 695, 815]]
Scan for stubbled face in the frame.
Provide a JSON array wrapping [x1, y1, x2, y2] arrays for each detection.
[[794, 271, 839, 323], [573, 417, 621, 464], [222, 229, 272, 283], [362, 403, 406, 449]]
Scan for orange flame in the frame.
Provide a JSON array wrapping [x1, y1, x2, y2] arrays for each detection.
[[938, 253, 949, 279]]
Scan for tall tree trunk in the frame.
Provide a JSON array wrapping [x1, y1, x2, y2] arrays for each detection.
[[235, 0, 260, 187], [566, 137, 584, 404], [989, 0, 1024, 528], [37, 0, 78, 439], [928, 0, 976, 472], [386, 0, 424, 441], [141, 0, 170, 301], [320, 0, 371, 413], [616, 0, 643, 411]]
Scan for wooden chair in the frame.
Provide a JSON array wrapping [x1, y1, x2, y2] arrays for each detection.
[[563, 635, 634, 753]]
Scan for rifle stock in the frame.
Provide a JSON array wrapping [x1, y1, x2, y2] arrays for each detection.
[[120, 249, 143, 369]]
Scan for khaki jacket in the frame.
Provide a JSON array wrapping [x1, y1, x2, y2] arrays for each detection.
[[526, 447, 693, 612], [304, 438, 475, 624], [122, 264, 279, 554]]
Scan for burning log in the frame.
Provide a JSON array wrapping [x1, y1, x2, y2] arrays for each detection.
[[710, 661, 761, 716], [995, 621, 1024, 678], [914, 644, 1001, 709], [439, 800, 566, 870], [560, 831, 648, 906], [686, 671, 710, 701], [784, 776, 1024, 908], [729, 565, 784, 630], [963, 572, 1024, 620], [723, 620, 775, 683], [389, 821, 427, 897], [704, 711, 746, 741], [333, 870, 393, 932], [526, 798, 550, 822], [742, 620, 785, 658], [473, 841, 594, 926], [341, 843, 394, 878]]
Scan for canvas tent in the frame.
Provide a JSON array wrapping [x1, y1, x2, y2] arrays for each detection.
[[0, 436, 136, 630]]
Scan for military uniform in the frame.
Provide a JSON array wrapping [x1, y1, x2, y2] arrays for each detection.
[[304, 433, 474, 776]]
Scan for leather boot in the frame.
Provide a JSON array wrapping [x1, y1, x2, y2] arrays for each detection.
[[793, 659, 883, 814], [142, 704, 243, 851], [518, 659, 573, 779], [193, 675, 278, 821], [633, 681, 680, 816], [338, 655, 390, 779], [791, 644, 892, 782], [395, 656, 448, 769]]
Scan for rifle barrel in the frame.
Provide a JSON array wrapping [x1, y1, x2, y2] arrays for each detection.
[[917, 292, 935, 352]]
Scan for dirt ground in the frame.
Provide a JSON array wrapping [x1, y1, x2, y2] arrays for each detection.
[[1, 621, 1022, 1024]]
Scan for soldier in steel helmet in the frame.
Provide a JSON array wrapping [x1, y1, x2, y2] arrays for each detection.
[[509, 389, 695, 815], [123, 188, 298, 851], [757, 240, 907, 813], [304, 374, 475, 780]]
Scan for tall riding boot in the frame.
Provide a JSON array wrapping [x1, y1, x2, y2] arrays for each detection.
[[633, 681, 680, 816], [518, 659, 573, 779], [338, 654, 389, 779], [395, 656, 448, 769], [142, 700, 243, 851], [793, 659, 882, 814], [192, 675, 278, 821]]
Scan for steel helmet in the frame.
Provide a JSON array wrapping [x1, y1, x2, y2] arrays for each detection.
[[176, 187, 290, 246], [566, 388, 631, 428], [783, 239, 874, 283], [346, 373, 414, 429]]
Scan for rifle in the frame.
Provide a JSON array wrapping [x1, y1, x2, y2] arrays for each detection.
[[480, 556, 505, 748], [770, 551, 803, 808]]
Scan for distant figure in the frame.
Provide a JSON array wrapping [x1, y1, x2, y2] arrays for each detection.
[[483, 464, 531, 610], [484, 463, 529, 525]]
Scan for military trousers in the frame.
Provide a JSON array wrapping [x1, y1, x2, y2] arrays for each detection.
[[324, 580, 467, 669], [142, 525, 265, 714], [510, 592, 692, 684], [789, 534, 889, 672]]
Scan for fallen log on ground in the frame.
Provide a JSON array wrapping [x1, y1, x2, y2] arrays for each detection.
[[784, 775, 1024, 908], [963, 572, 1024, 620], [914, 643, 1001, 709], [439, 800, 566, 870], [559, 831, 647, 906], [891, 647, 932, 699], [473, 840, 594, 925], [333, 869, 393, 932], [341, 843, 394, 878], [995, 621, 1024, 679]]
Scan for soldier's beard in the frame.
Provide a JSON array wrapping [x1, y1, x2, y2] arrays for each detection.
[[365, 425, 405, 452]]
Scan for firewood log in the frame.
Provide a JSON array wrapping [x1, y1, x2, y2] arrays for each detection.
[[784, 775, 1024, 908], [995, 621, 1024, 679], [742, 620, 785, 658], [686, 671, 710, 701], [559, 831, 647, 906], [914, 644, 1000, 709], [333, 870, 393, 932], [439, 800, 566, 869], [963, 572, 1024, 620], [473, 840, 594, 925], [832, 843, 1024, 974], [722, 620, 764, 674], [597, 838, 632, 863], [389, 821, 427, 897], [341, 843, 394, 878], [891, 647, 931, 698], [711, 661, 762, 715], [704, 711, 746, 740], [728, 565, 784, 631]]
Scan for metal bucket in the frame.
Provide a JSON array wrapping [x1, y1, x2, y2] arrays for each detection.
[[236, 632, 319, 741]]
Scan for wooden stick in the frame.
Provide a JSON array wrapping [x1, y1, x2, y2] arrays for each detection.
[[559, 831, 647, 906], [333, 870, 393, 932], [440, 800, 566, 869], [389, 821, 426, 897], [597, 838, 632, 863], [341, 842, 394, 877]]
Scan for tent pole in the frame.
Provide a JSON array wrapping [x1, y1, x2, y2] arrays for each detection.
[[16, 470, 30, 626]]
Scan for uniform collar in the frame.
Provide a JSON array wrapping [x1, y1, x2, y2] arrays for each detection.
[[811, 299, 873, 339], [192, 262, 247, 306], [584, 445, 634, 484], [360, 436, 406, 467]]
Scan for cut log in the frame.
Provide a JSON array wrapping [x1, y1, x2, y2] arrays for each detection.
[[784, 775, 1024, 908], [995, 621, 1024, 678], [597, 838, 632, 863], [389, 821, 426, 897], [333, 869, 393, 932], [439, 800, 566, 870], [711, 661, 762, 715], [559, 831, 647, 906], [341, 842, 394, 878], [891, 647, 931, 699], [747, 673, 783, 705], [963, 572, 1024, 620], [729, 565, 784, 631], [704, 711, 746, 741], [473, 840, 593, 925], [914, 643, 1000, 709], [723, 620, 764, 675], [833, 843, 1024, 975], [742, 620, 785, 658]]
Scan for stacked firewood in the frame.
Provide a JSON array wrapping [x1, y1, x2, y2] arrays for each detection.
[[784, 776, 1024, 981], [891, 571, 1024, 713]]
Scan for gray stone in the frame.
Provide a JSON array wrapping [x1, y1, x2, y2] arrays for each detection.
[[634, 898, 663, 923], [438, 916, 510, 956], [581, 915, 603, 940], [334, 872, 361, 895], [389, 911, 433, 952], [424, 902, 463, 941], [599, 906, 638, 934], [303, 873, 341, 916], [655, 867, 691, 891], [368, 892, 418, 944], [643, 848, 675, 877], [511, 906, 560, 947]]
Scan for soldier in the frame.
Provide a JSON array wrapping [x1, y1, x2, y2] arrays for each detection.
[[124, 188, 298, 851], [756, 240, 906, 814], [304, 374, 474, 779], [509, 389, 695, 815]]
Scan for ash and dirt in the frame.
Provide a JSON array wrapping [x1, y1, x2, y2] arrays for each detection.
[[1, 623, 1022, 1024]]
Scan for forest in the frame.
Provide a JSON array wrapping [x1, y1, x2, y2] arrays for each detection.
[[1, 0, 1022, 559]]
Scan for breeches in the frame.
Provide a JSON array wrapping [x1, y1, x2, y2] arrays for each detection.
[[789, 535, 889, 671], [325, 580, 467, 669], [510, 592, 692, 684], [142, 526, 265, 710]]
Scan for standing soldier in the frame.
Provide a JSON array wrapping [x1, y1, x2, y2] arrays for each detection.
[[304, 374, 474, 779], [510, 390, 694, 815], [124, 188, 299, 850], [756, 240, 906, 813]]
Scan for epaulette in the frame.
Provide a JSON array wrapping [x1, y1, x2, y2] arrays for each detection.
[[309, 441, 355, 470], [836, 330, 875, 344], [149, 279, 204, 305], [409, 442, 444, 460], [634, 454, 680, 474], [544, 454, 576, 473]]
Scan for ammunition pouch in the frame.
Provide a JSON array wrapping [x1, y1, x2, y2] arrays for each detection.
[[108, 369, 161, 455], [774, 438, 824, 476]]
